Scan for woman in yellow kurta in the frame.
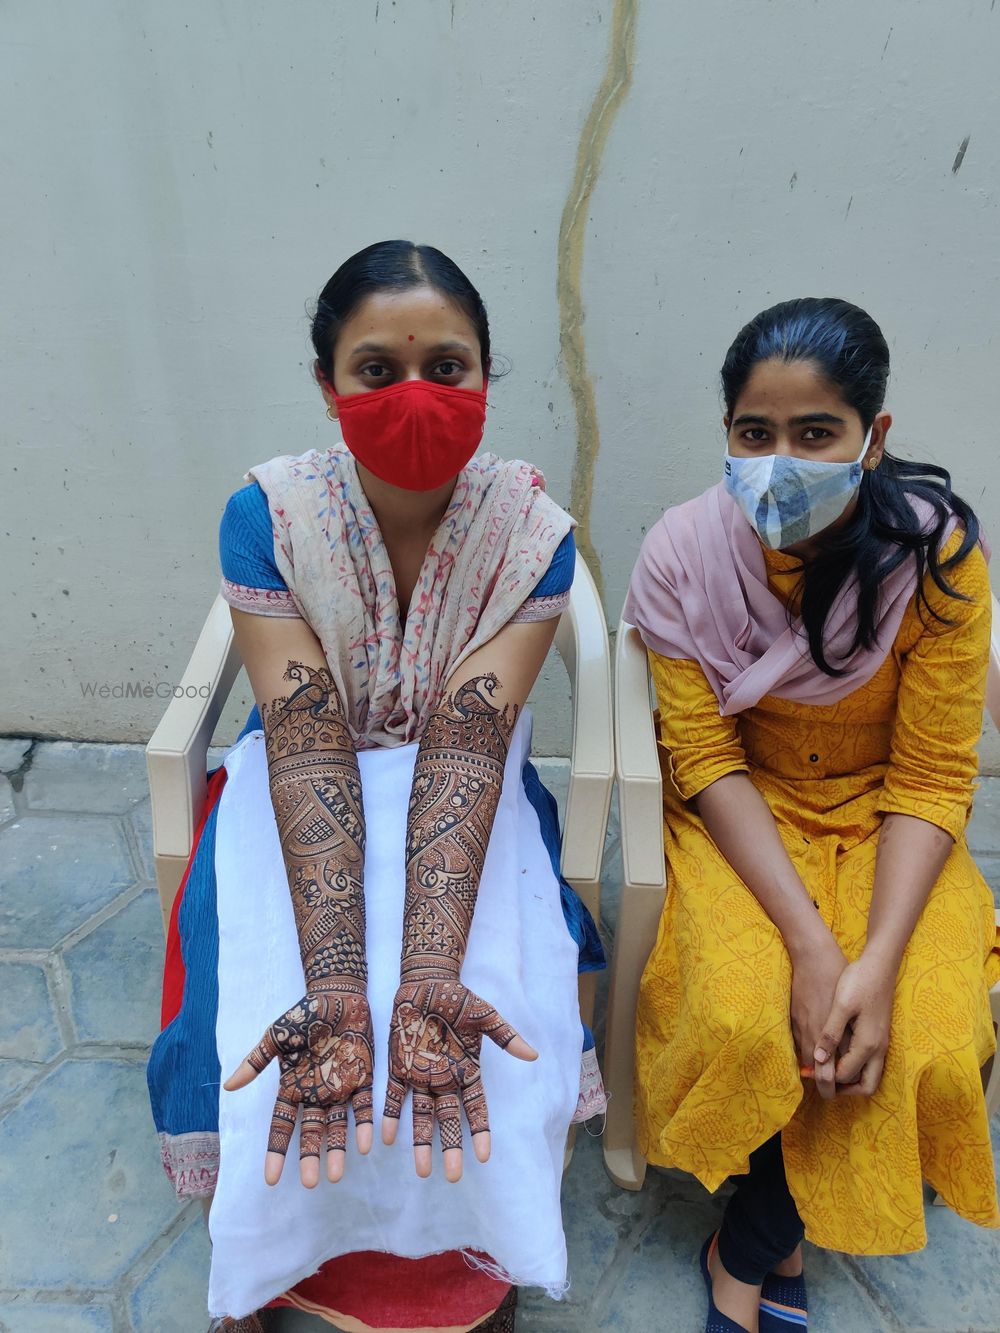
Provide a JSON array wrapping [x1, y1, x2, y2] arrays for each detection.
[[625, 297, 1000, 1333]]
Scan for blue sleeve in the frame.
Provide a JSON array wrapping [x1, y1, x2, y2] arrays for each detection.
[[527, 530, 575, 599], [218, 482, 287, 591]]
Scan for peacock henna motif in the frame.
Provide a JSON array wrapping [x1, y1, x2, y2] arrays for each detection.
[[384, 675, 521, 1152], [246, 991, 374, 1158], [261, 661, 368, 994]]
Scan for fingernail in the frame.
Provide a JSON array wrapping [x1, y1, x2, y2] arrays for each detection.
[[815, 1048, 828, 1062]]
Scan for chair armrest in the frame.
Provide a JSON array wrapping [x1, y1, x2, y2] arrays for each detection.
[[554, 552, 614, 920], [614, 622, 666, 891], [145, 595, 242, 867]]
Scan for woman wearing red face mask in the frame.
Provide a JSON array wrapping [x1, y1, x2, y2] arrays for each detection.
[[146, 241, 606, 1332]]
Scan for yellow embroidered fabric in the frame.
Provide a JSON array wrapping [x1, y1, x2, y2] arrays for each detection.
[[635, 530, 1000, 1253]]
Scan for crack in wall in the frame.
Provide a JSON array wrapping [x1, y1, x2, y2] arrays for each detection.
[[557, 0, 637, 604]]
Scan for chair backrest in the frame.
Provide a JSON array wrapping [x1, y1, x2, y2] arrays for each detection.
[[613, 621, 666, 891], [146, 555, 613, 932]]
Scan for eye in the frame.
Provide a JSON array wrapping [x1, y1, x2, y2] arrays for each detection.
[[802, 427, 831, 440], [359, 362, 391, 381], [433, 359, 464, 378], [741, 428, 769, 443]]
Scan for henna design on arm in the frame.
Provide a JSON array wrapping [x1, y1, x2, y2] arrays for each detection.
[[233, 661, 375, 1169], [383, 675, 529, 1165], [261, 661, 368, 994], [400, 673, 518, 981]]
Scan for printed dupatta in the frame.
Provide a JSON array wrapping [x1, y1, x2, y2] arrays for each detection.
[[244, 443, 574, 747]]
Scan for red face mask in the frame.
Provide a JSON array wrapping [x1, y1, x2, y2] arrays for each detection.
[[332, 378, 488, 492]]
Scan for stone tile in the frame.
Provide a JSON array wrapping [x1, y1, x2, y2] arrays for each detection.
[[0, 1058, 45, 1104], [23, 741, 149, 814], [0, 1059, 185, 1289], [0, 775, 14, 824], [968, 776, 1000, 853], [0, 1301, 113, 1331], [0, 737, 32, 773], [0, 815, 136, 949], [0, 962, 62, 1061], [64, 891, 163, 1045], [851, 1189, 1000, 1332], [127, 798, 156, 882], [128, 1217, 211, 1333], [972, 852, 1000, 907], [599, 835, 622, 940], [516, 1127, 670, 1326]]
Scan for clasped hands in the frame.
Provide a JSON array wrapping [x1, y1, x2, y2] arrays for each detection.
[[224, 976, 537, 1188], [791, 929, 896, 1102]]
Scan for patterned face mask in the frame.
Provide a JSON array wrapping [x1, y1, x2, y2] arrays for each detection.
[[723, 427, 872, 550]]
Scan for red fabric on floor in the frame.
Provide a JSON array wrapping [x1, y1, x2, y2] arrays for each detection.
[[159, 765, 229, 1029], [269, 1249, 511, 1328]]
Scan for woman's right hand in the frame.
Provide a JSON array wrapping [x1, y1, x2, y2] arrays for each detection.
[[224, 989, 375, 1188], [789, 929, 849, 1076]]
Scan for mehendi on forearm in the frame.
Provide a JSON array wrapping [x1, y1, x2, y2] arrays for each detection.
[[400, 673, 518, 981], [262, 661, 368, 994]]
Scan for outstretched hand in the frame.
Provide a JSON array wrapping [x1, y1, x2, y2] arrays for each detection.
[[381, 978, 537, 1182], [224, 989, 375, 1187]]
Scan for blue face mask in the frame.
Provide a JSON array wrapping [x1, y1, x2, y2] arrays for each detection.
[[723, 427, 872, 549]]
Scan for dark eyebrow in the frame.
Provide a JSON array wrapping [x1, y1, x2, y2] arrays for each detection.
[[428, 340, 474, 355], [731, 411, 847, 428], [349, 341, 393, 357], [732, 413, 775, 428], [788, 412, 847, 426], [348, 339, 475, 358]]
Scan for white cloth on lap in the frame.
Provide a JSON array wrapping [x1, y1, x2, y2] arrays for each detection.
[[208, 711, 580, 1320]]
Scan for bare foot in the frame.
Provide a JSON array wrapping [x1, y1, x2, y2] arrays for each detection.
[[772, 1243, 804, 1279], [709, 1241, 761, 1333]]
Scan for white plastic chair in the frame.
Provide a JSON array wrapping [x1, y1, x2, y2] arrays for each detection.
[[146, 555, 615, 1045], [603, 610, 1000, 1193]]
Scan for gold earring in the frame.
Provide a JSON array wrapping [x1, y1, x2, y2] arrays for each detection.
[[326, 406, 336, 421], [867, 456, 881, 471]]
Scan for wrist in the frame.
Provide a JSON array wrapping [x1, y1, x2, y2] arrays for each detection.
[[859, 935, 904, 977], [306, 971, 367, 996], [399, 958, 462, 984], [784, 913, 836, 966]]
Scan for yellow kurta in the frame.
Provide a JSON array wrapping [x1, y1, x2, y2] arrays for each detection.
[[635, 529, 1000, 1254]]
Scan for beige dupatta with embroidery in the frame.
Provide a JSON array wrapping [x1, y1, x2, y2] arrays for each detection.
[[236, 443, 574, 749]]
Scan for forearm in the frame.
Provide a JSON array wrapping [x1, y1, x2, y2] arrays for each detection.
[[863, 812, 953, 973], [401, 673, 517, 981], [695, 771, 832, 960], [262, 661, 368, 994]]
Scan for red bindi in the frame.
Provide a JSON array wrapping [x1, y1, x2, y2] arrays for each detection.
[[407, 334, 415, 341]]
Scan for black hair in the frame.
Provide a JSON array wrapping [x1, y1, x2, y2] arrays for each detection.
[[721, 297, 980, 675], [311, 239, 492, 388]]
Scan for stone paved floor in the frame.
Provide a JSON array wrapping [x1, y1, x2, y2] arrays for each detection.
[[1, 739, 999, 1333]]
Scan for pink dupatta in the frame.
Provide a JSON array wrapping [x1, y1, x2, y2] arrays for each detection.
[[624, 482, 965, 716]]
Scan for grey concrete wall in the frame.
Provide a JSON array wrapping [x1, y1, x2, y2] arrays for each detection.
[[4, 1, 999, 763]]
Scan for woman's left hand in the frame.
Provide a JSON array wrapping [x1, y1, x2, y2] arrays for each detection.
[[381, 978, 537, 1182], [812, 953, 897, 1100]]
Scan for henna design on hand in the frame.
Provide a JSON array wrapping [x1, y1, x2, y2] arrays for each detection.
[[383, 978, 517, 1150], [261, 662, 367, 993], [401, 674, 517, 982], [245, 991, 375, 1161]]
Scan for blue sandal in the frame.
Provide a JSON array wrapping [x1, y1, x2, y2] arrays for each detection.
[[759, 1269, 808, 1330], [699, 1232, 753, 1333]]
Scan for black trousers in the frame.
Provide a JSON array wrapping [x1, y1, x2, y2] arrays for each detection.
[[716, 1133, 805, 1285]]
